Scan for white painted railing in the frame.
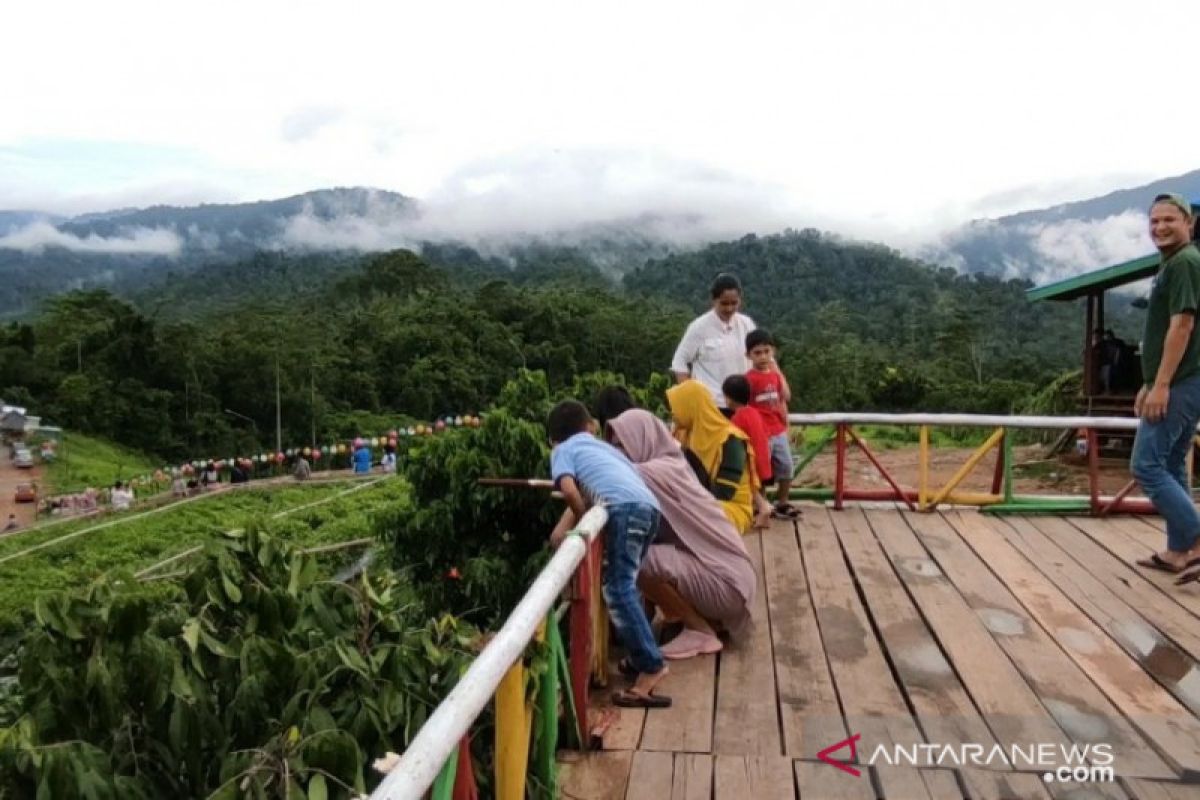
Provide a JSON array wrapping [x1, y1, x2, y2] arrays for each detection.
[[368, 505, 608, 800], [787, 412, 1142, 430]]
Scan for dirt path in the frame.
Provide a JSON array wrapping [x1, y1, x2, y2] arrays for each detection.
[[0, 451, 43, 529], [798, 442, 1136, 497]]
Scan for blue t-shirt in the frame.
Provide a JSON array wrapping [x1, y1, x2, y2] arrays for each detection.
[[353, 447, 372, 473], [550, 433, 659, 510]]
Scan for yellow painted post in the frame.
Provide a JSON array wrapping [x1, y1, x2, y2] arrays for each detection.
[[918, 425, 930, 511], [927, 428, 1005, 509], [494, 660, 532, 800]]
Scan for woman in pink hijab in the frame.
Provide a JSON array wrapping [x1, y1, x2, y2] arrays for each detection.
[[607, 409, 757, 659]]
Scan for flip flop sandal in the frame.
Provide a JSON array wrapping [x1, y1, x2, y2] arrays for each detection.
[[772, 503, 801, 520], [612, 689, 672, 708], [1137, 553, 1200, 574], [1177, 569, 1200, 586]]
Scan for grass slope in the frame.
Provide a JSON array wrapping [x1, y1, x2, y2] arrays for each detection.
[[42, 432, 160, 494], [0, 479, 407, 636]]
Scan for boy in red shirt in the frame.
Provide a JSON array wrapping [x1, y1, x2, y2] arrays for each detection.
[[745, 329, 799, 518], [722, 374, 773, 529]]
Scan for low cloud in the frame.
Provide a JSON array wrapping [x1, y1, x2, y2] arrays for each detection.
[[0, 220, 182, 255], [1027, 211, 1148, 274], [275, 148, 796, 254]]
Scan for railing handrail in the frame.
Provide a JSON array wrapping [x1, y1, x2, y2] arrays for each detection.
[[368, 505, 608, 800], [788, 412, 1146, 430]]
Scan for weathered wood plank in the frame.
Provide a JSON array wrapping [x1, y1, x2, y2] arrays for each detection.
[[992, 515, 1200, 717], [921, 769, 962, 798], [793, 760, 876, 799], [1031, 516, 1200, 665], [836, 508, 1000, 754], [671, 753, 713, 800], [900, 511, 1174, 779], [800, 509, 924, 754], [1067, 517, 1200, 623], [602, 706, 647, 752], [1123, 777, 1200, 799], [950, 511, 1200, 778], [641, 654, 715, 753], [875, 765, 936, 799], [713, 532, 781, 755], [869, 510, 1073, 760], [557, 750, 635, 800], [761, 518, 845, 758], [960, 767, 1054, 799], [712, 755, 793, 799], [626, 750, 675, 800], [1046, 779, 1128, 799]]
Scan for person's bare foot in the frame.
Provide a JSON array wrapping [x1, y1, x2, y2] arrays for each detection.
[[632, 665, 669, 697]]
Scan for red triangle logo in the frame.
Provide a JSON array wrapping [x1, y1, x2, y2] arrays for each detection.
[[817, 733, 862, 777]]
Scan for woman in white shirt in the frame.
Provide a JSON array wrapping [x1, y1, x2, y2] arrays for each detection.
[[670, 273, 756, 409]]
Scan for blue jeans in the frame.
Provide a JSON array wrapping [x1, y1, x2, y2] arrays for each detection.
[[1131, 375, 1200, 552], [601, 502, 664, 675]]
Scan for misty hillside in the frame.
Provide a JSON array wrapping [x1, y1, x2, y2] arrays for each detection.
[[2, 171, 1198, 318], [927, 167, 1200, 284]]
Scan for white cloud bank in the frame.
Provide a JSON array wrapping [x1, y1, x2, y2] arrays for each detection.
[[0, 221, 182, 256]]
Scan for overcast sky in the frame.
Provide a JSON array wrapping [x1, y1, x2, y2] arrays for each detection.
[[2, 0, 1196, 240]]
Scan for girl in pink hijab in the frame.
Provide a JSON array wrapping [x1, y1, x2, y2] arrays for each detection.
[[607, 409, 756, 659]]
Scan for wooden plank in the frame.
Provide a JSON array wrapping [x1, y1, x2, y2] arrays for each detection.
[[875, 765, 936, 799], [557, 750, 635, 800], [640, 654, 715, 753], [921, 769, 962, 797], [960, 768, 1054, 799], [671, 753, 713, 800], [712, 755, 794, 799], [1031, 517, 1200, 665], [993, 515, 1200, 717], [1121, 779, 1174, 800], [898, 511, 1174, 780], [761, 517, 846, 758], [713, 532, 782, 755], [868, 510, 1075, 760], [601, 706, 646, 751], [1067, 517, 1200, 623], [1122, 778, 1200, 799], [591, 673, 646, 750], [626, 750, 675, 800], [800, 509, 925, 754], [793, 760, 876, 799], [836, 508, 1000, 754], [1046, 781, 1128, 799], [950, 511, 1200, 778]]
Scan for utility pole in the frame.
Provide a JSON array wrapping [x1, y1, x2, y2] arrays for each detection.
[[275, 356, 282, 455], [310, 365, 317, 449], [76, 340, 82, 373]]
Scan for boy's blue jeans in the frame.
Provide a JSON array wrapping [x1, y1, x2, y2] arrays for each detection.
[[601, 502, 664, 675], [1131, 375, 1200, 552]]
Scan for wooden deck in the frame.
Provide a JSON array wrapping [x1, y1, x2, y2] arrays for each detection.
[[558, 508, 1200, 799]]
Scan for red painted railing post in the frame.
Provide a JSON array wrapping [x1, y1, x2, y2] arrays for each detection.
[[834, 423, 846, 511], [1086, 428, 1100, 515]]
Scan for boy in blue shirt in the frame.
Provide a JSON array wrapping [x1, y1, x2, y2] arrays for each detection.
[[548, 400, 670, 708]]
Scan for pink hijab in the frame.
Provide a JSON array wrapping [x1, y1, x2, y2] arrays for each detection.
[[608, 410, 756, 608]]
